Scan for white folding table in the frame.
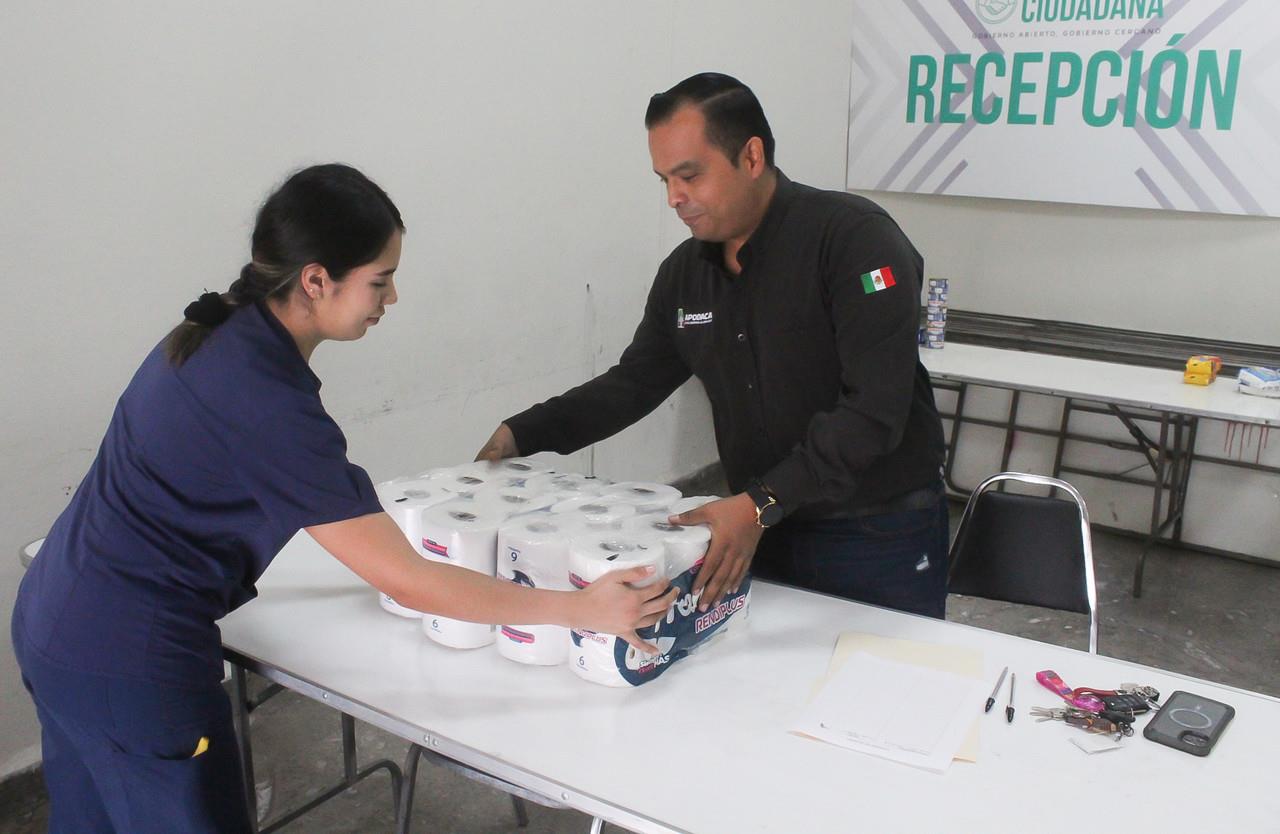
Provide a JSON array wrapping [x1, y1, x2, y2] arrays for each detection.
[[921, 343, 1280, 593], [219, 531, 1280, 833]]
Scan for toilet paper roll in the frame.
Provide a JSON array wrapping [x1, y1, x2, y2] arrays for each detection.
[[472, 484, 559, 518], [523, 472, 610, 497], [493, 516, 583, 665], [567, 534, 666, 687], [418, 503, 505, 649], [625, 516, 711, 577], [669, 495, 719, 516], [602, 481, 683, 506], [374, 478, 457, 618], [479, 457, 555, 483], [550, 495, 638, 526]]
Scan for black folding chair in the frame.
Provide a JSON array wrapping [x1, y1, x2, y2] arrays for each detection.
[[948, 473, 1099, 654]]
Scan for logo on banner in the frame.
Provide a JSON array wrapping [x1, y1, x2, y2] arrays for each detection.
[[676, 308, 713, 328], [974, 0, 1016, 24]]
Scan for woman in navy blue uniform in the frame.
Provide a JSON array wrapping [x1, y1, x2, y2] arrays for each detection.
[[11, 164, 674, 834]]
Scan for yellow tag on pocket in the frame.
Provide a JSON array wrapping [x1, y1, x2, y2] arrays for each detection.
[[192, 736, 209, 758]]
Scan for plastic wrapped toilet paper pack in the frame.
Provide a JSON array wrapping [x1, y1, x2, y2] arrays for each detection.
[[568, 534, 667, 687], [418, 503, 505, 649], [494, 516, 584, 665], [571, 517, 750, 687], [374, 478, 457, 618]]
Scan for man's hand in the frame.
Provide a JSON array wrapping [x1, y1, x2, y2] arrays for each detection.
[[475, 423, 520, 462], [669, 493, 762, 612]]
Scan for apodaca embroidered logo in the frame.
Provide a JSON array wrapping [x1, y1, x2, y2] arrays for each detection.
[[676, 307, 714, 328]]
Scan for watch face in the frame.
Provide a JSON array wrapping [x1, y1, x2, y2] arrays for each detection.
[[759, 502, 784, 527]]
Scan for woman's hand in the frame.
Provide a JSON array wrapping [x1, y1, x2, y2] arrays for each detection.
[[571, 567, 678, 653]]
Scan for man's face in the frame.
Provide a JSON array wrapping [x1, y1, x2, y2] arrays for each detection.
[[648, 105, 757, 243]]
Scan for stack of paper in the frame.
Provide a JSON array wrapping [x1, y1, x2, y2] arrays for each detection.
[[792, 633, 986, 773]]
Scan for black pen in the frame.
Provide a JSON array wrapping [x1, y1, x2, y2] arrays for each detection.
[[1006, 672, 1016, 723], [985, 666, 1009, 713]]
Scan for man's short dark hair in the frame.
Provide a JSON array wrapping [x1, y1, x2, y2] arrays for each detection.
[[645, 73, 775, 168]]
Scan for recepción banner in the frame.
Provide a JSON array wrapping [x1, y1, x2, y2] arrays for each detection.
[[846, 0, 1280, 216]]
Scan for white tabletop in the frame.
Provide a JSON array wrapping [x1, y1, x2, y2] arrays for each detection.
[[921, 343, 1280, 427], [220, 533, 1280, 833]]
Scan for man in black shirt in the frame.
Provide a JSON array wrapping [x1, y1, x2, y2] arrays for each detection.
[[477, 73, 949, 618]]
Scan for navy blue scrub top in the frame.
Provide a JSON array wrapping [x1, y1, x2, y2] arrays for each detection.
[[15, 302, 382, 688]]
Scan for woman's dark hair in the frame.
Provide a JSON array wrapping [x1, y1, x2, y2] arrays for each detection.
[[644, 73, 775, 168], [166, 163, 405, 365]]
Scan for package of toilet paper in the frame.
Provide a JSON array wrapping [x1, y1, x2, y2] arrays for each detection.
[[567, 519, 751, 687], [568, 534, 667, 686], [494, 516, 583, 665], [418, 502, 505, 649], [374, 477, 457, 618]]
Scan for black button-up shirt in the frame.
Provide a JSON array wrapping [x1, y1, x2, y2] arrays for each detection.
[[506, 172, 945, 520]]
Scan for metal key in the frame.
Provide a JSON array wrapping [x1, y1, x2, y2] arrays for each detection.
[[1032, 705, 1133, 737], [1031, 706, 1069, 722], [1118, 683, 1161, 708]]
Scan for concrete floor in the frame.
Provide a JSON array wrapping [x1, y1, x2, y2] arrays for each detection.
[[4, 512, 1278, 834]]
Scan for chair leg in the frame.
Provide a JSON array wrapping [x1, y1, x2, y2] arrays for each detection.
[[512, 795, 530, 828]]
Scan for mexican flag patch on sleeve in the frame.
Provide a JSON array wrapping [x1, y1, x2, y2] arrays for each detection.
[[860, 266, 896, 294]]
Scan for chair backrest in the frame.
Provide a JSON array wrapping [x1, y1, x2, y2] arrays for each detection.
[[19, 538, 43, 570], [948, 473, 1098, 654]]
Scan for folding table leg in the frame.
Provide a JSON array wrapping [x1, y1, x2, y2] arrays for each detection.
[[230, 665, 261, 832], [589, 817, 605, 834], [396, 744, 424, 834]]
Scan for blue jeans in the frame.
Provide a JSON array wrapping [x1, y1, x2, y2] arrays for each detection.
[[752, 483, 950, 619]]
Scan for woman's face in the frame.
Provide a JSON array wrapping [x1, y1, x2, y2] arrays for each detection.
[[321, 231, 401, 342]]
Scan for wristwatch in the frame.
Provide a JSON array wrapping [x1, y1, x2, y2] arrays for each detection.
[[745, 480, 784, 528]]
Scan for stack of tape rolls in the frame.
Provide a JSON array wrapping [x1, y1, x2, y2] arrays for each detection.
[[567, 534, 667, 687], [375, 478, 456, 618], [549, 494, 637, 528], [418, 502, 505, 648], [494, 515, 583, 665]]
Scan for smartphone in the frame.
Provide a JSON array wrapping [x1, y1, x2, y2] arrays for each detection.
[[1142, 690, 1235, 756]]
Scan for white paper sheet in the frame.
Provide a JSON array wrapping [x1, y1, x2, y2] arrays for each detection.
[[792, 651, 988, 773]]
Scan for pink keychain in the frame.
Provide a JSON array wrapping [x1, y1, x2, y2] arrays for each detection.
[[1036, 670, 1105, 712]]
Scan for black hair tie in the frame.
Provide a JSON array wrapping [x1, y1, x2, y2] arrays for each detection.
[[184, 291, 232, 327]]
